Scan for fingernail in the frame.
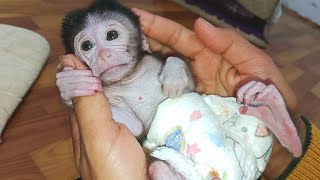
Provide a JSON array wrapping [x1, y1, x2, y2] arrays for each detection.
[[57, 63, 62, 69], [131, 8, 144, 15], [198, 18, 215, 28], [58, 55, 64, 61]]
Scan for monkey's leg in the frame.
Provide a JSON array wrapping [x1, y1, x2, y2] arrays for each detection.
[[110, 101, 143, 136], [56, 68, 103, 106], [159, 57, 190, 99], [149, 161, 185, 180], [237, 81, 302, 157]]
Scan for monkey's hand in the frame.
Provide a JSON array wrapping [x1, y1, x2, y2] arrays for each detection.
[[159, 57, 189, 99], [237, 81, 302, 157], [56, 67, 103, 106]]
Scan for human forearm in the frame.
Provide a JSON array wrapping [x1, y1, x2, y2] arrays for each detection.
[[72, 91, 148, 180]]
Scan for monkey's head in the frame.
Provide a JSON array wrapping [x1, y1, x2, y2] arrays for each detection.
[[61, 0, 149, 83]]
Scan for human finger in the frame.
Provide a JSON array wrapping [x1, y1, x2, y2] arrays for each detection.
[[59, 82, 103, 92], [146, 37, 175, 55], [194, 18, 272, 66], [69, 111, 81, 167], [132, 8, 206, 60], [56, 69, 94, 78], [72, 93, 147, 179], [60, 54, 88, 70], [194, 18, 299, 113]]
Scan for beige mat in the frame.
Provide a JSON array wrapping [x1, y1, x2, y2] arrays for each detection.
[[0, 24, 50, 140]]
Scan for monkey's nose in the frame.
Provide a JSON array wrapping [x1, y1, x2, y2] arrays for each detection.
[[98, 49, 112, 61]]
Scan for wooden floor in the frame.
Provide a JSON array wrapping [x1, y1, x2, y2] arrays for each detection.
[[0, 0, 319, 179]]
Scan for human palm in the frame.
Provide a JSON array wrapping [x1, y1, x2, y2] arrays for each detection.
[[133, 10, 304, 178], [136, 10, 298, 114]]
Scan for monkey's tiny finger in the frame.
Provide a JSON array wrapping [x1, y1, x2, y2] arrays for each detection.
[[60, 82, 103, 92], [163, 86, 170, 98], [176, 88, 183, 98], [168, 88, 178, 99], [255, 85, 277, 102], [236, 81, 256, 104], [56, 76, 102, 86], [56, 70, 94, 79], [243, 81, 266, 105], [65, 90, 97, 99]]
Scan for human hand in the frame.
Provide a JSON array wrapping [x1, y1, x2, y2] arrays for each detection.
[[133, 9, 305, 179], [56, 55, 103, 106], [59, 55, 147, 180]]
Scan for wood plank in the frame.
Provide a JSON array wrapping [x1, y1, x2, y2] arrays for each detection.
[[31, 138, 79, 180]]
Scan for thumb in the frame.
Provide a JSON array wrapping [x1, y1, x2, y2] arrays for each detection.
[[194, 18, 268, 66], [72, 93, 147, 179], [72, 93, 115, 144]]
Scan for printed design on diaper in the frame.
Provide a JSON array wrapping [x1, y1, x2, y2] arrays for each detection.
[[226, 136, 246, 179], [257, 143, 273, 163], [186, 143, 201, 159], [189, 110, 202, 121], [255, 123, 271, 137], [165, 127, 184, 152], [208, 132, 225, 148], [227, 133, 273, 179], [222, 113, 240, 127], [208, 168, 223, 180]]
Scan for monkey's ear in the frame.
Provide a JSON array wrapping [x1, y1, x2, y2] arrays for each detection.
[[141, 32, 151, 53]]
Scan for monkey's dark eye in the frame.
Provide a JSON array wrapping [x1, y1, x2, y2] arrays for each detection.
[[81, 40, 94, 51], [106, 30, 118, 41]]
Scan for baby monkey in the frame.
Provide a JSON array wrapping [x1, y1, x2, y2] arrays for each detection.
[[57, 0, 302, 179]]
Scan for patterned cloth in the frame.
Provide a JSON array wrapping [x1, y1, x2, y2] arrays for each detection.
[[144, 93, 273, 180]]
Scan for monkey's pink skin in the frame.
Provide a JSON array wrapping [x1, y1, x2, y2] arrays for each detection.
[[149, 161, 185, 180], [237, 81, 302, 157], [56, 69, 103, 103], [159, 57, 190, 99]]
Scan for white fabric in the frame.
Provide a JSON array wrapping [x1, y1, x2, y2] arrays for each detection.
[[0, 24, 50, 140], [144, 93, 273, 180]]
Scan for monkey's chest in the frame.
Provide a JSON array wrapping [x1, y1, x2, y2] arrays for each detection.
[[121, 76, 167, 129]]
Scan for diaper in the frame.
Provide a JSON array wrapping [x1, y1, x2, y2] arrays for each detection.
[[143, 93, 273, 180]]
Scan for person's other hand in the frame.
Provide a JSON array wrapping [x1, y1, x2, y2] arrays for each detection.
[[59, 55, 147, 180], [133, 9, 305, 179]]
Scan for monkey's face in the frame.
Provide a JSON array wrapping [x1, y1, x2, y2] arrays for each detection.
[[74, 20, 137, 84]]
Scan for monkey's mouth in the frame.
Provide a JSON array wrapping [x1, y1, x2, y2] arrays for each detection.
[[100, 63, 129, 77]]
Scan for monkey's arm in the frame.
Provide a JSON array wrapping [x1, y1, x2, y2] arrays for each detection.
[[159, 57, 194, 99], [109, 99, 143, 137], [56, 68, 103, 106]]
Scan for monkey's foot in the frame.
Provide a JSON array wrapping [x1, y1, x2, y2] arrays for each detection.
[[149, 161, 185, 180], [237, 81, 302, 157]]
